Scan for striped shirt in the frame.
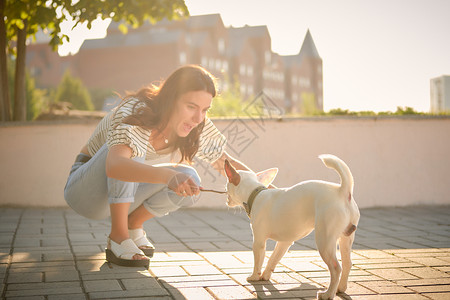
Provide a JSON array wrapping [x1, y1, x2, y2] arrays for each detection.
[[86, 98, 227, 163]]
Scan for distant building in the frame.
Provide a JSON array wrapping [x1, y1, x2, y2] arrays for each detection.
[[27, 14, 323, 114], [430, 75, 450, 113], [283, 30, 323, 113]]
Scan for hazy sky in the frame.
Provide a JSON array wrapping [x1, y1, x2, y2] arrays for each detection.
[[60, 0, 450, 112]]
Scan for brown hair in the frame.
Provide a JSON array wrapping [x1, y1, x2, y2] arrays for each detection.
[[122, 65, 217, 163]]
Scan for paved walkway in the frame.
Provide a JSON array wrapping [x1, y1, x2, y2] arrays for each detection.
[[0, 205, 449, 299]]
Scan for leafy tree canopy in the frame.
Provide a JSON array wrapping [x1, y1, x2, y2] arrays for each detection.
[[1, 0, 188, 121]]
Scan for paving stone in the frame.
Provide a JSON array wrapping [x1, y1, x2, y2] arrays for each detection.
[[11, 251, 42, 263], [45, 270, 80, 282], [181, 263, 223, 276], [5, 282, 83, 297], [401, 266, 450, 279], [47, 294, 87, 300], [81, 270, 151, 281], [7, 272, 42, 283], [88, 288, 170, 299], [150, 265, 189, 277], [423, 292, 450, 300], [167, 286, 215, 299], [0, 206, 449, 299], [121, 277, 165, 290], [358, 280, 416, 294], [368, 268, 419, 280], [5, 296, 45, 300], [352, 294, 428, 299], [207, 285, 256, 299], [83, 279, 122, 292], [404, 256, 450, 266], [410, 285, 450, 293]]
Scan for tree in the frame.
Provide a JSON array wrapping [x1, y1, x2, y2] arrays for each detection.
[[7, 55, 48, 120], [1, 0, 188, 122], [55, 70, 93, 111]]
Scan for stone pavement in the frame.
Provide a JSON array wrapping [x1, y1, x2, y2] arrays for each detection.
[[0, 205, 449, 299]]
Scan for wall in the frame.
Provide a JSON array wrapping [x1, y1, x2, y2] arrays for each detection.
[[1, 116, 449, 209]]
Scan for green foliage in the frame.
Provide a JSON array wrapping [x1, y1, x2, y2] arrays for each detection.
[[7, 56, 48, 120], [4, 0, 188, 52], [67, 0, 188, 34], [4, 0, 69, 52], [300, 92, 319, 115], [89, 88, 115, 110], [208, 79, 260, 117], [209, 83, 245, 117], [318, 106, 446, 117], [55, 70, 94, 111], [1, 0, 188, 121]]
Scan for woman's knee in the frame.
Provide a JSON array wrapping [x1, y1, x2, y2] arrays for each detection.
[[173, 165, 201, 185]]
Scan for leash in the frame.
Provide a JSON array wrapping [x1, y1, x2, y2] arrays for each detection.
[[199, 187, 227, 194]]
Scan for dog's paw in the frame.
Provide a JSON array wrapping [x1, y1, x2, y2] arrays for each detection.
[[317, 290, 334, 300], [261, 271, 272, 281], [337, 283, 348, 293], [247, 274, 262, 282]]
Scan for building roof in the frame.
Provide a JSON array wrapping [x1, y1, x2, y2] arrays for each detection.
[[81, 29, 183, 49], [298, 29, 320, 59], [230, 25, 270, 38], [186, 14, 223, 29]]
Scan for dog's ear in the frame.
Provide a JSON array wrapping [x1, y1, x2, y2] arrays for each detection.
[[224, 159, 241, 186], [256, 168, 278, 187]]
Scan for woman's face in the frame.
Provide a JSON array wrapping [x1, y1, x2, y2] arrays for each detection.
[[168, 90, 213, 138]]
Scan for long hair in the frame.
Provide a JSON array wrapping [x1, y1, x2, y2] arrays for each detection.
[[122, 65, 217, 163]]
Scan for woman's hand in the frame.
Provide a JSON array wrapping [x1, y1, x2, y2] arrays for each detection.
[[168, 172, 200, 196]]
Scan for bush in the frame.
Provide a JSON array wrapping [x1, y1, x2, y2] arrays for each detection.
[[55, 70, 94, 111], [89, 88, 115, 111]]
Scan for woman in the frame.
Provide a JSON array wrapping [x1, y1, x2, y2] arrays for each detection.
[[64, 65, 252, 267]]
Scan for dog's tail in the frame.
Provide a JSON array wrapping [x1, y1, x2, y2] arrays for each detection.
[[319, 154, 354, 200]]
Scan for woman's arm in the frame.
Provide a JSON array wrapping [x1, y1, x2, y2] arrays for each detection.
[[106, 144, 199, 195], [106, 144, 176, 183]]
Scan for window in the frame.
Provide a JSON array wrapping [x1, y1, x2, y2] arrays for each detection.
[[240, 64, 246, 76], [240, 84, 247, 95], [222, 61, 229, 72], [265, 51, 271, 64], [218, 38, 225, 54], [215, 59, 221, 70], [179, 52, 187, 65], [247, 66, 253, 76], [201, 57, 208, 67], [299, 78, 311, 88], [248, 85, 254, 95]]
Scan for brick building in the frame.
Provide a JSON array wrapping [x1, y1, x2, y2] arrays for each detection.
[[27, 14, 323, 114]]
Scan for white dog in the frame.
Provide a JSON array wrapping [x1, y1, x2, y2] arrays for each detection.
[[224, 155, 360, 300]]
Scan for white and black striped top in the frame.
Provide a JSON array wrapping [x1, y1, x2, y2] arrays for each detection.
[[86, 98, 227, 163]]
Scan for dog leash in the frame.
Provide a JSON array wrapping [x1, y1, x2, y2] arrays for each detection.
[[199, 187, 227, 194]]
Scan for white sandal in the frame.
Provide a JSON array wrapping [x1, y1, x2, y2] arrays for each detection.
[[105, 237, 149, 268], [129, 228, 155, 257]]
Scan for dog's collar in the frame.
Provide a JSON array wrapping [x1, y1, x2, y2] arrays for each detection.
[[243, 185, 267, 218]]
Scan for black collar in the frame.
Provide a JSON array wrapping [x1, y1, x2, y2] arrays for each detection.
[[243, 185, 267, 218]]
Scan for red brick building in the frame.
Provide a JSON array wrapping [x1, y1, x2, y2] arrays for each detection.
[[27, 14, 323, 114]]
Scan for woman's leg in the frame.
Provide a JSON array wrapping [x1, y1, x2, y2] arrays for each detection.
[[131, 163, 202, 219], [109, 202, 148, 261], [64, 144, 110, 220], [128, 205, 155, 229]]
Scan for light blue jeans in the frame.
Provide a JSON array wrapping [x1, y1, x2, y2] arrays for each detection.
[[64, 144, 201, 220]]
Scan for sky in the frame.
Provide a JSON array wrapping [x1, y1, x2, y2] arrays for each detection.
[[58, 0, 450, 112]]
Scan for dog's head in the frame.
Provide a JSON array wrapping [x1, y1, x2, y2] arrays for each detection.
[[224, 159, 278, 208]]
